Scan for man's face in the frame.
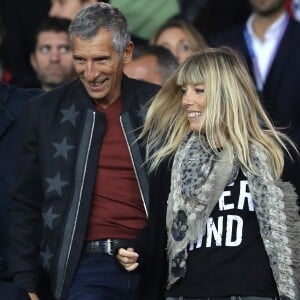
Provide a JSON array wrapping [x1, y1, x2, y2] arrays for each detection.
[[49, 0, 95, 20], [72, 28, 133, 107], [249, 0, 285, 16], [124, 55, 164, 85], [30, 31, 75, 91]]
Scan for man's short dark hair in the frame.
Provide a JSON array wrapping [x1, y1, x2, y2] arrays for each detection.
[[132, 44, 179, 82], [31, 17, 71, 53]]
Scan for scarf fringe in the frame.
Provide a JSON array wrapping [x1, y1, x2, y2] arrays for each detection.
[[274, 181, 300, 299]]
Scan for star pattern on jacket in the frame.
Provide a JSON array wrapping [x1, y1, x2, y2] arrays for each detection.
[[40, 104, 80, 273], [45, 172, 69, 197], [52, 137, 75, 160], [60, 104, 79, 126], [40, 246, 53, 270], [42, 206, 60, 229]]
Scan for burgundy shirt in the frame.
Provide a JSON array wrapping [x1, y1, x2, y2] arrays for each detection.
[[86, 97, 147, 241]]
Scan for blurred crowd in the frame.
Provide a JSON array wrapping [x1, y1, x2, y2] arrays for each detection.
[[1, 0, 299, 90], [0, 0, 253, 89]]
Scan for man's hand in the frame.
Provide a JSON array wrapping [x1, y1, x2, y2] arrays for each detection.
[[116, 247, 139, 271], [28, 292, 39, 300]]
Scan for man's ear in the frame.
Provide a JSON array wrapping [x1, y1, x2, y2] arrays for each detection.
[[30, 53, 37, 71], [123, 41, 134, 65]]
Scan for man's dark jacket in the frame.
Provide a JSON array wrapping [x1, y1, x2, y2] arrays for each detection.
[[212, 17, 300, 145], [211, 16, 300, 197], [0, 84, 42, 279], [8, 76, 159, 299]]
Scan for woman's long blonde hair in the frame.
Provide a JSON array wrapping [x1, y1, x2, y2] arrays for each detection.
[[140, 47, 296, 178]]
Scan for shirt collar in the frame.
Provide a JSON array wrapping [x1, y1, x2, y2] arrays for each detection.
[[246, 11, 289, 41]]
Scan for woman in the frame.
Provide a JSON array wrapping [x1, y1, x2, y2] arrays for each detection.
[[150, 19, 207, 64], [117, 47, 300, 300]]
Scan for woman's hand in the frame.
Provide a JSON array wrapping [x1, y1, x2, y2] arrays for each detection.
[[116, 247, 139, 271]]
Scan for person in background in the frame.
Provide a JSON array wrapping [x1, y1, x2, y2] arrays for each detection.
[[190, 0, 251, 41], [8, 3, 159, 300], [1, 0, 50, 87], [150, 19, 207, 64], [124, 45, 179, 85], [212, 0, 300, 198], [117, 47, 300, 300], [49, 0, 103, 20], [0, 83, 42, 299], [30, 17, 76, 92]]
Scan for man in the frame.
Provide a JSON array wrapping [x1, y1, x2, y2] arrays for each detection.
[[49, 0, 102, 20], [8, 3, 159, 300], [0, 83, 42, 299], [1, 0, 50, 87], [124, 45, 178, 85], [212, 0, 300, 196], [30, 17, 76, 91]]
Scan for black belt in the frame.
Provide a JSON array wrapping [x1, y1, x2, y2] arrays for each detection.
[[84, 239, 131, 255]]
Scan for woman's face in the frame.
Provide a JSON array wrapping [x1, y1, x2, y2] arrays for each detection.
[[155, 27, 194, 64], [181, 84, 206, 132]]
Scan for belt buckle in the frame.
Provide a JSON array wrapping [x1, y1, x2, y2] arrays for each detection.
[[105, 239, 113, 255]]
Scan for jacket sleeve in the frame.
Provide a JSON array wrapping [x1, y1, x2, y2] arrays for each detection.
[[133, 160, 171, 299], [8, 98, 44, 293]]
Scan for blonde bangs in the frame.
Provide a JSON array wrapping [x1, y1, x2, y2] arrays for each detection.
[[176, 56, 204, 87]]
